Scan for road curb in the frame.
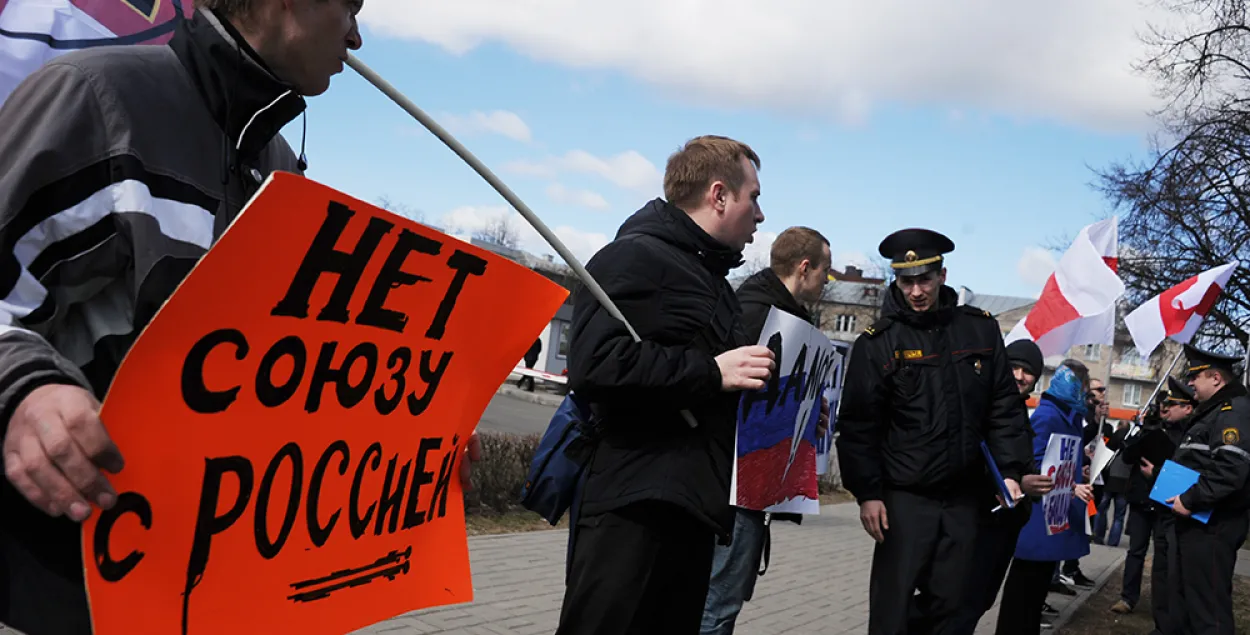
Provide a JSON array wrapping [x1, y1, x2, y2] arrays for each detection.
[[1051, 548, 1127, 632], [494, 383, 564, 408]]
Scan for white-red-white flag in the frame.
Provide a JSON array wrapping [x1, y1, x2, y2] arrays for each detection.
[[1123, 261, 1239, 357], [0, 0, 190, 108], [1006, 218, 1124, 357]]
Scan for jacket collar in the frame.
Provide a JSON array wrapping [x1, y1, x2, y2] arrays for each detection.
[[169, 8, 306, 166], [1194, 382, 1248, 421], [738, 268, 813, 323], [881, 283, 958, 330]]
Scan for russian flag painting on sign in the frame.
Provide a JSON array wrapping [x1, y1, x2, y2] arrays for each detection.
[[731, 307, 837, 515]]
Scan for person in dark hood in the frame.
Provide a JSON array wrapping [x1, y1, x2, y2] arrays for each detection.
[[555, 135, 776, 635], [0, 2, 494, 633], [1109, 376, 1195, 631], [700, 226, 832, 635], [835, 228, 1033, 635], [1162, 345, 1250, 635]]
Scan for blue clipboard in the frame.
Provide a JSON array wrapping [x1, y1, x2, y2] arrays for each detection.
[[981, 442, 1017, 510], [1149, 459, 1212, 524]]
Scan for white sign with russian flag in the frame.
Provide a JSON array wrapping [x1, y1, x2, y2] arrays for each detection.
[[1123, 261, 1240, 357], [1007, 218, 1125, 357]]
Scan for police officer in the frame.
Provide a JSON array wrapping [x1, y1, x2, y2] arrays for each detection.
[[835, 228, 1034, 635], [1165, 344, 1250, 635], [1117, 376, 1196, 634]]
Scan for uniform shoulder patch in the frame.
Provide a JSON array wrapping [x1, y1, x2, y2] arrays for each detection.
[[959, 304, 994, 319], [863, 317, 894, 338], [1224, 427, 1241, 445]]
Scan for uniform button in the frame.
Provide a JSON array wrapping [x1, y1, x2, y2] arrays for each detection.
[[250, 168, 263, 183]]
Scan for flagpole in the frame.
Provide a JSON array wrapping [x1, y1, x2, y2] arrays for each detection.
[[1135, 346, 1184, 423], [342, 54, 704, 426]]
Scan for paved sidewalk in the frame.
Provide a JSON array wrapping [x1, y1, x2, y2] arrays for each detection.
[[355, 503, 1125, 635]]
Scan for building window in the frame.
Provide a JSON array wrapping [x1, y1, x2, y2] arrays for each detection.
[[1123, 383, 1142, 407], [556, 323, 570, 359], [835, 314, 857, 333], [1084, 344, 1101, 361]]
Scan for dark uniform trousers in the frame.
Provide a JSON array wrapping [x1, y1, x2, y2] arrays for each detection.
[[1171, 510, 1249, 635], [555, 501, 715, 635], [909, 497, 1028, 635], [871, 488, 978, 635]]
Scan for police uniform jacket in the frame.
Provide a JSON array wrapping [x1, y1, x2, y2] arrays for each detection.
[[1175, 382, 1250, 517], [835, 284, 1033, 501]]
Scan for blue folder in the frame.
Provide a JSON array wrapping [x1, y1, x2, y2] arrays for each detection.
[[1149, 459, 1212, 524], [980, 442, 1017, 510]]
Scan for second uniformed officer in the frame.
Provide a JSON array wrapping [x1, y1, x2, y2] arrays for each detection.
[[1166, 344, 1250, 635], [836, 228, 1033, 635]]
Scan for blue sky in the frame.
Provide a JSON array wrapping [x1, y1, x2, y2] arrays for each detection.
[[283, 1, 1169, 300]]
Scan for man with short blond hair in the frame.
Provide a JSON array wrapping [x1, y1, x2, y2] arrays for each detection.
[[662, 135, 762, 212], [555, 135, 774, 634]]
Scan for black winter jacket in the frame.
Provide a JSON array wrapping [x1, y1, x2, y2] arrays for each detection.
[[1175, 383, 1250, 518], [734, 268, 815, 526], [1118, 414, 1186, 507], [568, 199, 749, 539], [836, 285, 1033, 502]]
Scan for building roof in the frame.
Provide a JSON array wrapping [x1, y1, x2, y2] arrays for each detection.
[[956, 286, 1035, 316], [821, 279, 884, 307]]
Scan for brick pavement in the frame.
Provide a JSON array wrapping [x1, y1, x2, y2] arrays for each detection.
[[354, 502, 1126, 635]]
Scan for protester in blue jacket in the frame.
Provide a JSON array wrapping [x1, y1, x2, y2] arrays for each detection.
[[994, 359, 1095, 635]]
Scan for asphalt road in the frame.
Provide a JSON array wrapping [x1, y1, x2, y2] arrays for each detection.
[[476, 393, 557, 436]]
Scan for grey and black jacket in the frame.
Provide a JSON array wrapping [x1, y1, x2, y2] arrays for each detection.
[[0, 8, 304, 633]]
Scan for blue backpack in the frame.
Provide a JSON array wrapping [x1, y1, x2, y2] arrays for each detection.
[[520, 391, 599, 526]]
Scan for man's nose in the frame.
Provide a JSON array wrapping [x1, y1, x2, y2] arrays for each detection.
[[347, 23, 363, 50]]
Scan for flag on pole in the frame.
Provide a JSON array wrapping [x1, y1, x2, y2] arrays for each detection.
[[1123, 261, 1239, 357], [1006, 218, 1125, 357], [0, 0, 191, 107]]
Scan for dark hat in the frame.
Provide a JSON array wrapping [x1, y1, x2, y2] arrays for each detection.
[[1164, 376, 1198, 406], [1183, 343, 1241, 378], [878, 228, 955, 277], [1006, 339, 1044, 378]]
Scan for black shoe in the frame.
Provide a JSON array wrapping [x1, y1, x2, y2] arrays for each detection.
[[1049, 581, 1078, 596], [1042, 602, 1059, 616], [1071, 571, 1096, 587]]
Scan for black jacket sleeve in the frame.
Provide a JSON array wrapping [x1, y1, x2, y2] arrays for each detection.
[[1181, 406, 1250, 511], [0, 62, 104, 432], [835, 333, 889, 502], [983, 335, 1032, 482], [566, 238, 722, 411]]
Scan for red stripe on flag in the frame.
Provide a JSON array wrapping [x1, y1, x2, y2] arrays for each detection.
[[1102, 256, 1118, 274], [1023, 274, 1081, 338], [1159, 275, 1200, 336]]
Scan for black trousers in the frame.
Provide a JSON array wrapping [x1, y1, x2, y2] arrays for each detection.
[[869, 489, 978, 635], [908, 501, 1029, 635], [556, 501, 715, 635], [1172, 511, 1249, 635], [1153, 513, 1181, 635], [994, 558, 1055, 635], [1120, 503, 1156, 607]]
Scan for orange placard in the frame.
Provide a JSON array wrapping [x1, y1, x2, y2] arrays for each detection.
[[79, 172, 568, 635]]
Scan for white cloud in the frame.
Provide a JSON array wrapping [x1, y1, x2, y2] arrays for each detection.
[[437, 205, 610, 264], [741, 230, 778, 270], [546, 183, 610, 210], [360, 1, 1173, 132], [439, 109, 532, 142], [1017, 246, 1058, 288], [506, 150, 661, 194]]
